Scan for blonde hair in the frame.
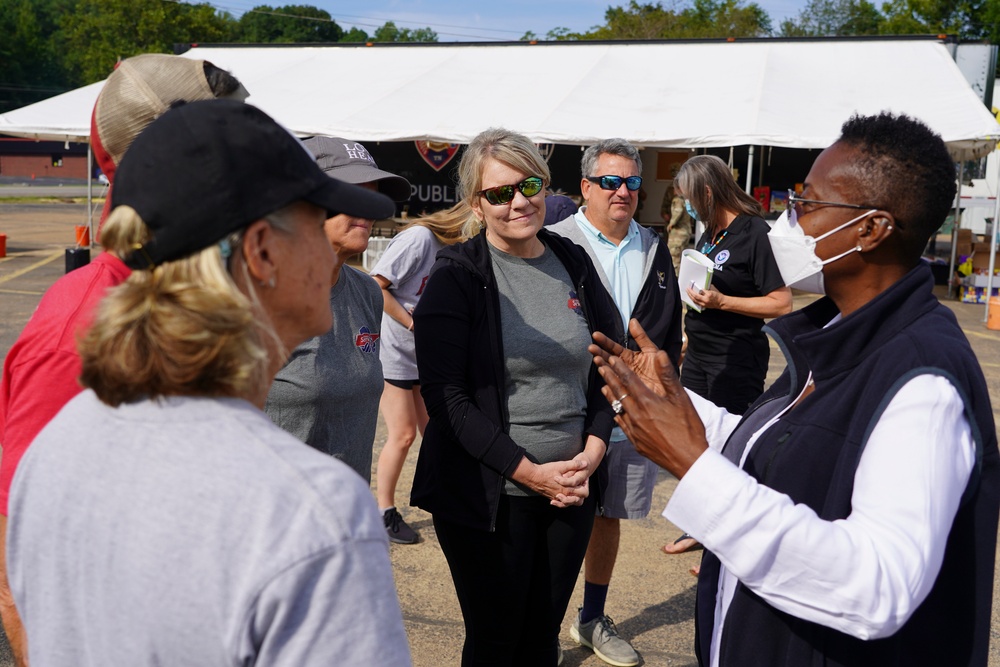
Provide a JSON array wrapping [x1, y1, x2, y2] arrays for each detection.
[[402, 201, 473, 245], [80, 206, 283, 406], [457, 128, 551, 231], [99, 204, 152, 255]]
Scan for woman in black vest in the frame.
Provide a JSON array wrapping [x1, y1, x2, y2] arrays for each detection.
[[592, 112, 999, 667]]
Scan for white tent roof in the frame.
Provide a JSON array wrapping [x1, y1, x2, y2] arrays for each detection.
[[2, 38, 998, 155]]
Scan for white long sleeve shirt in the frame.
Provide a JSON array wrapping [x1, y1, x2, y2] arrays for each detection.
[[668, 375, 975, 667]]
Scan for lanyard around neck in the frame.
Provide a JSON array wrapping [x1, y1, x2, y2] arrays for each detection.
[[701, 228, 728, 255]]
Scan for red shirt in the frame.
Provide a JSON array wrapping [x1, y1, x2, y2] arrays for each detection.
[[0, 252, 130, 515]]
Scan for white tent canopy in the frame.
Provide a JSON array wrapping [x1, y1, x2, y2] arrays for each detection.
[[2, 38, 998, 154]]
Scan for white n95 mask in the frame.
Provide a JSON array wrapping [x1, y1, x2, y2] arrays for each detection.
[[767, 208, 875, 294]]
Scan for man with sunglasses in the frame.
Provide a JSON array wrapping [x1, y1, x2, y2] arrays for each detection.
[[550, 139, 683, 667]]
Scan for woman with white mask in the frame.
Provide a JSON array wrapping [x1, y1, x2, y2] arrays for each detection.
[[767, 195, 877, 294], [590, 112, 997, 667]]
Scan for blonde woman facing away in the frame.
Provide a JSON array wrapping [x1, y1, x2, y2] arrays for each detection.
[[370, 201, 469, 543], [6, 101, 411, 666]]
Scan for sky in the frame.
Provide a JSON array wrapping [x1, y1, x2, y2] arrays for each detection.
[[210, 0, 811, 42]]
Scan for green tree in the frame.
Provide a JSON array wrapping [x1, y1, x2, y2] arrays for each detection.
[[575, 0, 771, 40], [0, 0, 64, 112], [59, 0, 230, 84], [340, 27, 370, 42], [779, 0, 883, 36], [231, 4, 343, 43], [371, 21, 438, 42], [0, 0, 75, 111]]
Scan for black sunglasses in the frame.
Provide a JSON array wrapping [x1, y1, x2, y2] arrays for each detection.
[[478, 177, 544, 205], [586, 175, 642, 191]]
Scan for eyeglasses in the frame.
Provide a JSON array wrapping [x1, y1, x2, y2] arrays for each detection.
[[586, 175, 643, 192], [478, 176, 544, 205], [787, 189, 879, 225]]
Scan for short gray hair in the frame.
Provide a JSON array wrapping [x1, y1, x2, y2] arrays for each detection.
[[580, 139, 642, 178]]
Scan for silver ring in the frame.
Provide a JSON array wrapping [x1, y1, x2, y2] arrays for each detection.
[[611, 393, 629, 415]]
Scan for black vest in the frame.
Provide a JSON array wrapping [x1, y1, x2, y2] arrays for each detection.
[[696, 264, 999, 667]]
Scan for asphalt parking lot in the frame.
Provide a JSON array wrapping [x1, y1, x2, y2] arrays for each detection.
[[2, 200, 1000, 666]]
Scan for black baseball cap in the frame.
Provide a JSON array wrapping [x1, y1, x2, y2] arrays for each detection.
[[115, 99, 395, 269]]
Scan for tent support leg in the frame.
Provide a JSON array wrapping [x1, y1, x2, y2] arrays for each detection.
[[948, 164, 963, 299], [984, 148, 999, 322], [87, 144, 94, 247]]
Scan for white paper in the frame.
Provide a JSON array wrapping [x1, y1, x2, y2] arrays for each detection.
[[678, 249, 715, 312]]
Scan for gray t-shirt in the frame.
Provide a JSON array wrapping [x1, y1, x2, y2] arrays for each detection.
[[8, 391, 411, 666], [265, 266, 384, 482], [488, 242, 592, 496], [370, 225, 442, 380]]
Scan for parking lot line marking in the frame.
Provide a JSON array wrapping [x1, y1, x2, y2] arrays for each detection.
[[0, 250, 62, 285], [0, 288, 45, 296], [964, 329, 1000, 341]]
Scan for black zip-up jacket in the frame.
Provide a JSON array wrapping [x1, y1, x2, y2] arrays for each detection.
[[410, 228, 620, 531], [549, 215, 683, 366]]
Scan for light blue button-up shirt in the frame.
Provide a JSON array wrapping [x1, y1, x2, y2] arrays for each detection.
[[574, 208, 644, 444], [573, 208, 643, 333]]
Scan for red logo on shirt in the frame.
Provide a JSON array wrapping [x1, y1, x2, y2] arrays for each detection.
[[415, 275, 430, 296], [355, 326, 380, 354], [567, 290, 583, 315]]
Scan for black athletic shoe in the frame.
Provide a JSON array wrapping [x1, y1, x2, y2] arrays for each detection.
[[383, 507, 420, 544]]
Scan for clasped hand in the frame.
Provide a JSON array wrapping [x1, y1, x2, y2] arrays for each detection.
[[513, 456, 593, 508], [588, 319, 709, 479]]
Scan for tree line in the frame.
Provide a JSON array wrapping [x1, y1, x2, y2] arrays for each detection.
[[522, 0, 999, 43], [1, 0, 997, 114], [0, 1, 438, 113]]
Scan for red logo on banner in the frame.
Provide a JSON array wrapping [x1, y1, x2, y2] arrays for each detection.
[[415, 141, 460, 172]]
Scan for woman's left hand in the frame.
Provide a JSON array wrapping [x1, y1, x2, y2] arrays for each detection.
[[551, 476, 590, 509], [551, 445, 603, 507], [685, 284, 726, 311]]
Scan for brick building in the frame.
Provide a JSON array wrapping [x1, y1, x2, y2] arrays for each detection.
[[0, 137, 90, 180]]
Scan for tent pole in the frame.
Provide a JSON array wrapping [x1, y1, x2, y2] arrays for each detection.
[[984, 147, 999, 322], [758, 146, 765, 188], [745, 145, 754, 195], [87, 144, 94, 247], [948, 164, 963, 299]]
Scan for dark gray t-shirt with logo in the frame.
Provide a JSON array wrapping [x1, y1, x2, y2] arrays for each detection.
[[266, 266, 384, 482], [488, 242, 592, 496]]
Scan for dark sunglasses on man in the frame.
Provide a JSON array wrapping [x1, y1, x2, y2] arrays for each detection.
[[586, 175, 642, 192]]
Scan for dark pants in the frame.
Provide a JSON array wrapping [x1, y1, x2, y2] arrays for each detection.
[[681, 356, 764, 415], [434, 493, 595, 667]]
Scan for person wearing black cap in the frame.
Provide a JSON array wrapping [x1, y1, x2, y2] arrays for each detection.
[[6, 100, 412, 665], [265, 136, 411, 482], [0, 53, 245, 667]]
